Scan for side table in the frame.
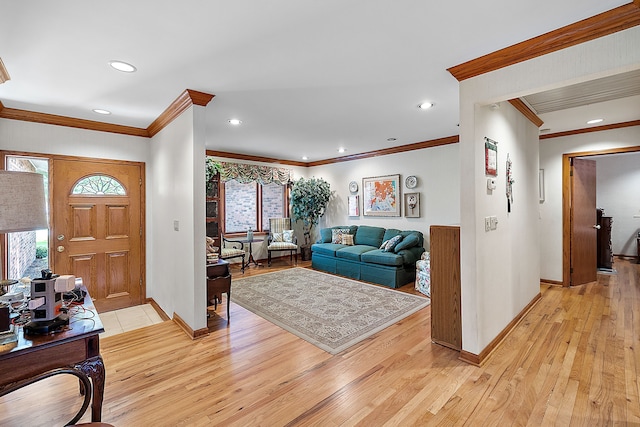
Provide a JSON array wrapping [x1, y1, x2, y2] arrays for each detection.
[[241, 238, 264, 269], [207, 260, 231, 319]]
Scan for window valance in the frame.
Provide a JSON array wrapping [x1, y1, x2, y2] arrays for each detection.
[[218, 161, 294, 185]]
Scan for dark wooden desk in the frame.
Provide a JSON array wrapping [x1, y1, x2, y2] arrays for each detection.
[[207, 260, 232, 319], [0, 289, 105, 422]]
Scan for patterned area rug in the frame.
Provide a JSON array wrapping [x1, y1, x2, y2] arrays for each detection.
[[231, 268, 430, 354]]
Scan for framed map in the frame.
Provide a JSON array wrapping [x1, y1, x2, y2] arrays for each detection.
[[362, 174, 401, 217]]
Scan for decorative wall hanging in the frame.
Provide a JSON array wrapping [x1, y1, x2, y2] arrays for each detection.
[[485, 137, 498, 176], [404, 192, 420, 218], [348, 195, 360, 217], [362, 174, 401, 217], [506, 154, 514, 212]]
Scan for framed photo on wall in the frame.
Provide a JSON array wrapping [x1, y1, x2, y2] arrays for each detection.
[[348, 195, 360, 217], [362, 174, 401, 217], [404, 192, 420, 218], [485, 137, 498, 176]]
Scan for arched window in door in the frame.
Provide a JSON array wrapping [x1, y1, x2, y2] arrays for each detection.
[[71, 175, 126, 195]]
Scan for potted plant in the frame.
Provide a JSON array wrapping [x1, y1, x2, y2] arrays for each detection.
[[206, 158, 222, 197], [290, 177, 331, 260]]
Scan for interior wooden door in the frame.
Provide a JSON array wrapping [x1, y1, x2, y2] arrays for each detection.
[[52, 159, 143, 312], [571, 158, 597, 286]]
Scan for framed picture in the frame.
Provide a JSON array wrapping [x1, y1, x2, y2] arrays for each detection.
[[485, 137, 498, 176], [362, 174, 401, 217], [348, 195, 360, 217], [404, 193, 420, 218]]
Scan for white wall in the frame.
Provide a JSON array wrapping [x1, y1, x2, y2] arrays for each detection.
[[149, 106, 207, 331], [596, 151, 640, 256], [458, 25, 640, 356], [0, 118, 149, 161], [538, 126, 640, 281], [309, 144, 460, 248]]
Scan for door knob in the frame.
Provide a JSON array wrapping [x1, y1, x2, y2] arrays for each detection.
[[593, 224, 601, 229], [57, 234, 65, 241], [57, 246, 65, 253]]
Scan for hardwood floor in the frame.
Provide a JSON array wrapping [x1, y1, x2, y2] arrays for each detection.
[[1, 258, 639, 425]]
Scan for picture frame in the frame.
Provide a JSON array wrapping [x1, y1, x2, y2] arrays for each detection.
[[348, 195, 360, 217], [485, 137, 498, 176], [362, 174, 401, 217], [404, 192, 420, 218]]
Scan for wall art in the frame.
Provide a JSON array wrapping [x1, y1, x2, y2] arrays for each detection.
[[485, 137, 498, 176], [362, 174, 401, 217], [404, 192, 420, 218], [348, 195, 360, 217]]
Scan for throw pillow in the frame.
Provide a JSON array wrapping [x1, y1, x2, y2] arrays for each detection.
[[383, 234, 403, 252], [380, 239, 389, 249], [272, 232, 283, 242], [342, 234, 354, 246], [331, 228, 351, 244], [282, 229, 294, 243], [393, 233, 419, 252]]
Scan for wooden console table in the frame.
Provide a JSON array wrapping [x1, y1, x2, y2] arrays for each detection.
[[0, 288, 105, 423]]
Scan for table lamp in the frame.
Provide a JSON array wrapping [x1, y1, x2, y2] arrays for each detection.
[[0, 170, 48, 338]]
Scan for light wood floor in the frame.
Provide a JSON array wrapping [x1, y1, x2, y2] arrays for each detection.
[[1, 258, 639, 426]]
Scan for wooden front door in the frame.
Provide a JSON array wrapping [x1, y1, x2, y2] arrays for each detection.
[[570, 158, 597, 286], [52, 159, 143, 312]]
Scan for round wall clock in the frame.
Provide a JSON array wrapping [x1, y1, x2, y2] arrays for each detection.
[[349, 181, 359, 192], [405, 175, 417, 189]]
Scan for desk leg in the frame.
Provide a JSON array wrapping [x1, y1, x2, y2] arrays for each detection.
[[74, 355, 105, 422]]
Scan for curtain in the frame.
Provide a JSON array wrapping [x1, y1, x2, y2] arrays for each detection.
[[218, 161, 294, 185]]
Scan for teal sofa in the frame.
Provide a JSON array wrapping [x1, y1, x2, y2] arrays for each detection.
[[311, 225, 425, 289]]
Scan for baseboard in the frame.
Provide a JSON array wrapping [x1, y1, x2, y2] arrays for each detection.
[[540, 278, 563, 286], [145, 297, 170, 321], [172, 312, 209, 340], [458, 291, 543, 367]]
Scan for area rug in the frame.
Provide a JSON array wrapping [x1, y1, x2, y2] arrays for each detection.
[[231, 268, 430, 354]]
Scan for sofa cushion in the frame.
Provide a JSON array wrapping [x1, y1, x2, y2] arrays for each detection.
[[336, 245, 377, 261], [382, 228, 402, 242], [354, 225, 385, 248], [319, 225, 358, 243], [332, 228, 351, 244], [394, 232, 420, 252], [396, 247, 422, 264], [360, 249, 405, 267], [383, 235, 403, 252], [311, 243, 346, 257]]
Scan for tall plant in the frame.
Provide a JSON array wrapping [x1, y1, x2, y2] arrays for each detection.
[[206, 157, 222, 193], [290, 177, 331, 246]]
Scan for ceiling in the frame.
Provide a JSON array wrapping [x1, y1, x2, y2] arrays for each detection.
[[0, 1, 637, 163]]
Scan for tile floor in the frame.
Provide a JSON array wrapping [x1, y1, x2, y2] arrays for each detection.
[[99, 304, 164, 338]]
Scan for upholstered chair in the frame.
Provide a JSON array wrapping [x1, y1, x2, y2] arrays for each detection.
[[220, 233, 246, 272], [267, 218, 298, 266]]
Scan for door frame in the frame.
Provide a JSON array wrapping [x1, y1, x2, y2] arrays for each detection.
[[562, 145, 640, 286], [0, 150, 146, 301]]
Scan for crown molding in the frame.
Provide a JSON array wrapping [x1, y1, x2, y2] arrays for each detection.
[[508, 98, 544, 127], [448, 3, 640, 81], [539, 119, 640, 140], [147, 89, 215, 137], [206, 150, 308, 167], [306, 135, 459, 167], [0, 105, 149, 137]]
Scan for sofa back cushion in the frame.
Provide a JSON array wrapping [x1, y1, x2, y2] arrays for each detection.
[[394, 231, 423, 252], [354, 225, 385, 248], [382, 228, 402, 242]]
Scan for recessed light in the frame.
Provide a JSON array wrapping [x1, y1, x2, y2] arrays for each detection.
[[338, 147, 346, 153], [540, 128, 551, 133], [302, 156, 309, 160], [418, 102, 434, 110], [109, 60, 137, 73], [387, 138, 397, 142], [228, 119, 242, 125], [92, 109, 111, 115], [587, 118, 604, 124]]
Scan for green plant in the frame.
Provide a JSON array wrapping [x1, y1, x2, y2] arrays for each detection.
[[35, 246, 48, 259], [290, 177, 331, 246], [206, 158, 222, 192]]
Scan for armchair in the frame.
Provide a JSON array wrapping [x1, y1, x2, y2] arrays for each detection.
[[267, 218, 298, 266], [220, 233, 246, 273]]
